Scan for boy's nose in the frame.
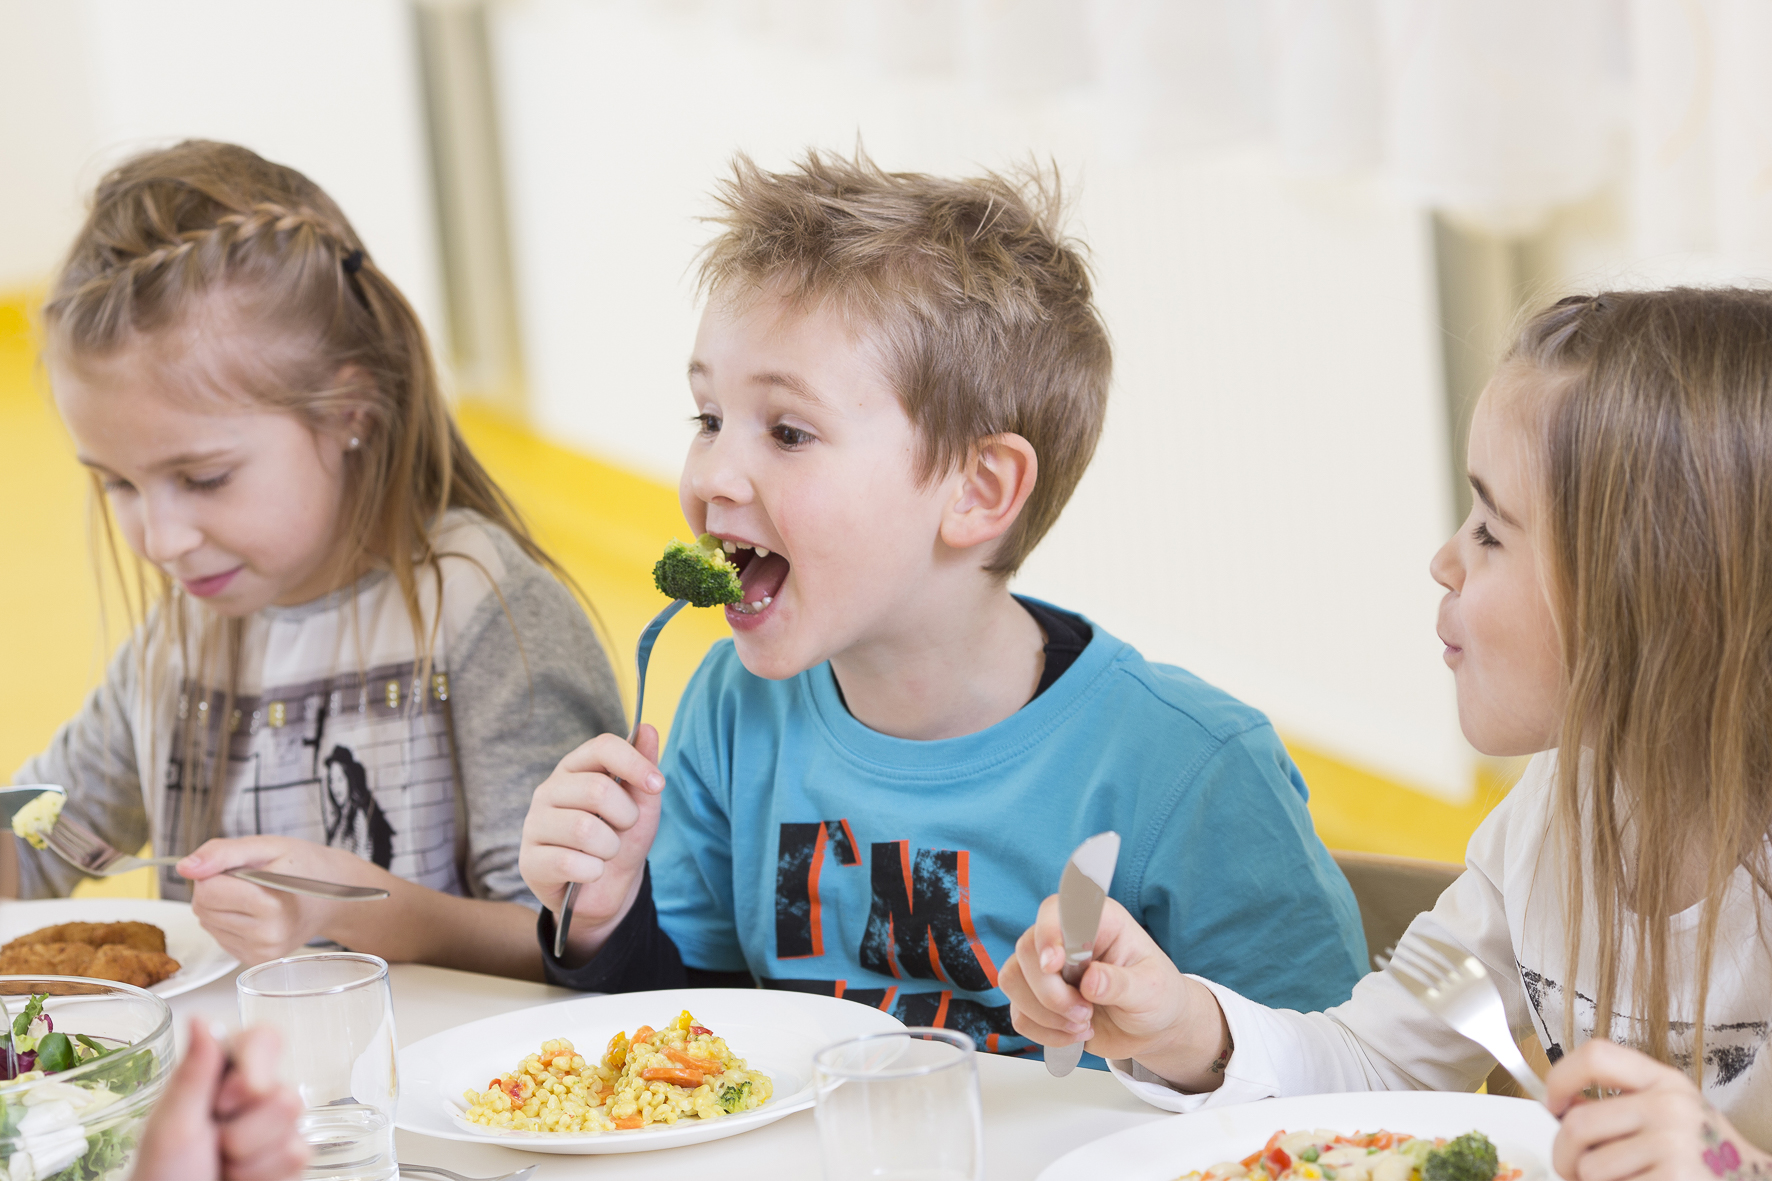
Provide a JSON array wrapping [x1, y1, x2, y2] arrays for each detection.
[[683, 437, 753, 508]]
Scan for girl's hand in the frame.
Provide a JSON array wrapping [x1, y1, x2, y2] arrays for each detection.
[[180, 836, 374, 965], [999, 896, 1232, 1091], [131, 1020, 307, 1181], [1548, 1039, 1770, 1181], [518, 725, 666, 962]]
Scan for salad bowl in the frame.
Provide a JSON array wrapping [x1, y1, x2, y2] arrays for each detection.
[[1, 975, 175, 1181]]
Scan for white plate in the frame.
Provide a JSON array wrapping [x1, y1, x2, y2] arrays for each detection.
[[1038, 1091, 1560, 1181], [0, 897, 239, 998], [397, 987, 904, 1154]]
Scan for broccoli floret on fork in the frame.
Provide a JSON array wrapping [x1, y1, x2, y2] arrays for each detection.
[[653, 534, 744, 608]]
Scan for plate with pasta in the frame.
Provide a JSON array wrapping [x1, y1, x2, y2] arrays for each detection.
[[1037, 1091, 1559, 1181], [395, 987, 905, 1154]]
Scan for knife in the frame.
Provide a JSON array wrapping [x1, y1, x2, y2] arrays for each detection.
[[1044, 830, 1120, 1077]]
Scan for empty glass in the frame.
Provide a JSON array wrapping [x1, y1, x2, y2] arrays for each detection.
[[813, 1028, 983, 1181], [237, 953, 398, 1181]]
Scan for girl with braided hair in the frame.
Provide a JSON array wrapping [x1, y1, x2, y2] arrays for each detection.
[[0, 140, 626, 980]]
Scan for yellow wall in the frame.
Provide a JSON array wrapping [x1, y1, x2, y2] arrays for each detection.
[[1, 292, 1506, 902]]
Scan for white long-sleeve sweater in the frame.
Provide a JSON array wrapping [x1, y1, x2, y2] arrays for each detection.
[[1111, 751, 1771, 1149]]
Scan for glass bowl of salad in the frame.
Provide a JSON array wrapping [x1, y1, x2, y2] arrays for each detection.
[[2, 975, 174, 1181]]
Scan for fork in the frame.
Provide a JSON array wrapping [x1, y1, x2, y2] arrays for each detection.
[[553, 597, 687, 958], [401, 1163, 539, 1181], [1388, 932, 1547, 1102], [28, 796, 390, 902]]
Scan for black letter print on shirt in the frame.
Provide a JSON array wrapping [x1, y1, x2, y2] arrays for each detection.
[[322, 744, 395, 869], [859, 841, 999, 991], [776, 820, 859, 958]]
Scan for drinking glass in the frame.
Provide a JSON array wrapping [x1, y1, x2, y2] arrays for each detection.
[[813, 1027, 983, 1181], [237, 953, 398, 1181]]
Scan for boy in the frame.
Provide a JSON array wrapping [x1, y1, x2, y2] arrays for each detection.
[[519, 150, 1366, 1059]]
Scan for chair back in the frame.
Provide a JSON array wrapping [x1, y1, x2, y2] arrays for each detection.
[[1331, 849, 1462, 971]]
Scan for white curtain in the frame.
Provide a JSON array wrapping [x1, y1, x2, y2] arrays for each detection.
[[653, 0, 1772, 246]]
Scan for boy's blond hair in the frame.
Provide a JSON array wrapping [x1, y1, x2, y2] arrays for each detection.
[[697, 149, 1111, 576]]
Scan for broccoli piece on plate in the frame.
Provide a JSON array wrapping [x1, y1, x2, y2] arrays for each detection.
[[653, 535, 744, 608], [718, 1080, 752, 1114], [1424, 1132, 1500, 1181]]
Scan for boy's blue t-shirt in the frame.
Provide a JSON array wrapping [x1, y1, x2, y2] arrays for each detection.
[[650, 601, 1367, 1059]]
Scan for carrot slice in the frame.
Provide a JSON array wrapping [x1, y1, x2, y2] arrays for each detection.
[[614, 1114, 644, 1130], [640, 1066, 705, 1087], [631, 1025, 656, 1045], [664, 1046, 722, 1073]]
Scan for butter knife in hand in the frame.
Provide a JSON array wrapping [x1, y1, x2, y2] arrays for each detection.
[[1044, 830, 1120, 1077]]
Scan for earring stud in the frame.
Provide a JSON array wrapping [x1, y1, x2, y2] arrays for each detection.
[[349, 437, 361, 449]]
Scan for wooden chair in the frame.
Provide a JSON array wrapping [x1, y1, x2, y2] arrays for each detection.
[[1330, 849, 1544, 1097]]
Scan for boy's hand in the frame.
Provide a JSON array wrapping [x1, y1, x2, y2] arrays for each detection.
[[1000, 895, 1231, 1092], [1548, 1039, 1770, 1181], [180, 836, 376, 965], [519, 724, 666, 962]]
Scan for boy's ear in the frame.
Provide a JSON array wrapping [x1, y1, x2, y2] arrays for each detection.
[[939, 432, 1038, 553]]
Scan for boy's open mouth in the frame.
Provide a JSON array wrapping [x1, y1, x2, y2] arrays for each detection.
[[721, 539, 790, 616]]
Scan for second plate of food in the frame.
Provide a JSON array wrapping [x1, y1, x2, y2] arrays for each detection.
[[396, 986, 905, 1154], [1037, 1090, 1558, 1181], [0, 897, 238, 998]]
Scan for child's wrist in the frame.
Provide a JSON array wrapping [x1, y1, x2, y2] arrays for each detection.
[[1133, 977, 1232, 1093]]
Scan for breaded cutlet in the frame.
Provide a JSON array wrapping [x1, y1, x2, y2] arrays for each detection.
[[87, 944, 181, 988], [2, 920, 167, 955], [0, 940, 181, 987], [0, 941, 97, 976]]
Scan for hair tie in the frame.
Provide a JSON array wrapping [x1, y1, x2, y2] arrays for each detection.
[[342, 249, 364, 275]]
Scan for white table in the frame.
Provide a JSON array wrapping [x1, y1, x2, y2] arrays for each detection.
[[168, 964, 1165, 1180]]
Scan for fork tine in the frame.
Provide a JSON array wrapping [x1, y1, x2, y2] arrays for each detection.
[[1388, 941, 1453, 990], [1416, 933, 1486, 977], [1395, 935, 1456, 975], [1385, 947, 1432, 991], [45, 814, 122, 873]]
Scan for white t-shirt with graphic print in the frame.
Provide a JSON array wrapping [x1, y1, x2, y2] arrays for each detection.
[[13, 509, 625, 906], [1110, 750, 1771, 1150]]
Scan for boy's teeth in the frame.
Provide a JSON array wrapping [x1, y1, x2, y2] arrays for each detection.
[[723, 540, 737, 553], [762, 595, 771, 605], [749, 600, 763, 610], [754, 547, 769, 558]]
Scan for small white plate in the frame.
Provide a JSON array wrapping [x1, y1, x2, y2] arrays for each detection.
[[397, 987, 905, 1154], [1038, 1091, 1560, 1181], [0, 897, 238, 999]]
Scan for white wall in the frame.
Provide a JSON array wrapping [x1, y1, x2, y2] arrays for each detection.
[[0, 0, 444, 344], [492, 2, 1471, 797]]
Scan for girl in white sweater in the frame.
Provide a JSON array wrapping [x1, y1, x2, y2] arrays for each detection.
[[1003, 288, 1772, 1179]]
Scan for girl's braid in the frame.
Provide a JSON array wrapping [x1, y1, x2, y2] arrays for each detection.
[[56, 200, 363, 333]]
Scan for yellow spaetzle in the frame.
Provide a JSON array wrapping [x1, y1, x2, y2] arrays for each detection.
[[461, 1010, 772, 1135]]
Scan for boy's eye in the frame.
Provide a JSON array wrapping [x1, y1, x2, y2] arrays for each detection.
[[771, 424, 813, 448], [1472, 521, 1500, 548], [184, 472, 231, 493], [693, 413, 721, 436], [101, 478, 134, 495]]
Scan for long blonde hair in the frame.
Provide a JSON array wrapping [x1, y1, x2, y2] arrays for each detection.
[[1509, 288, 1772, 1078], [42, 139, 579, 856]]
